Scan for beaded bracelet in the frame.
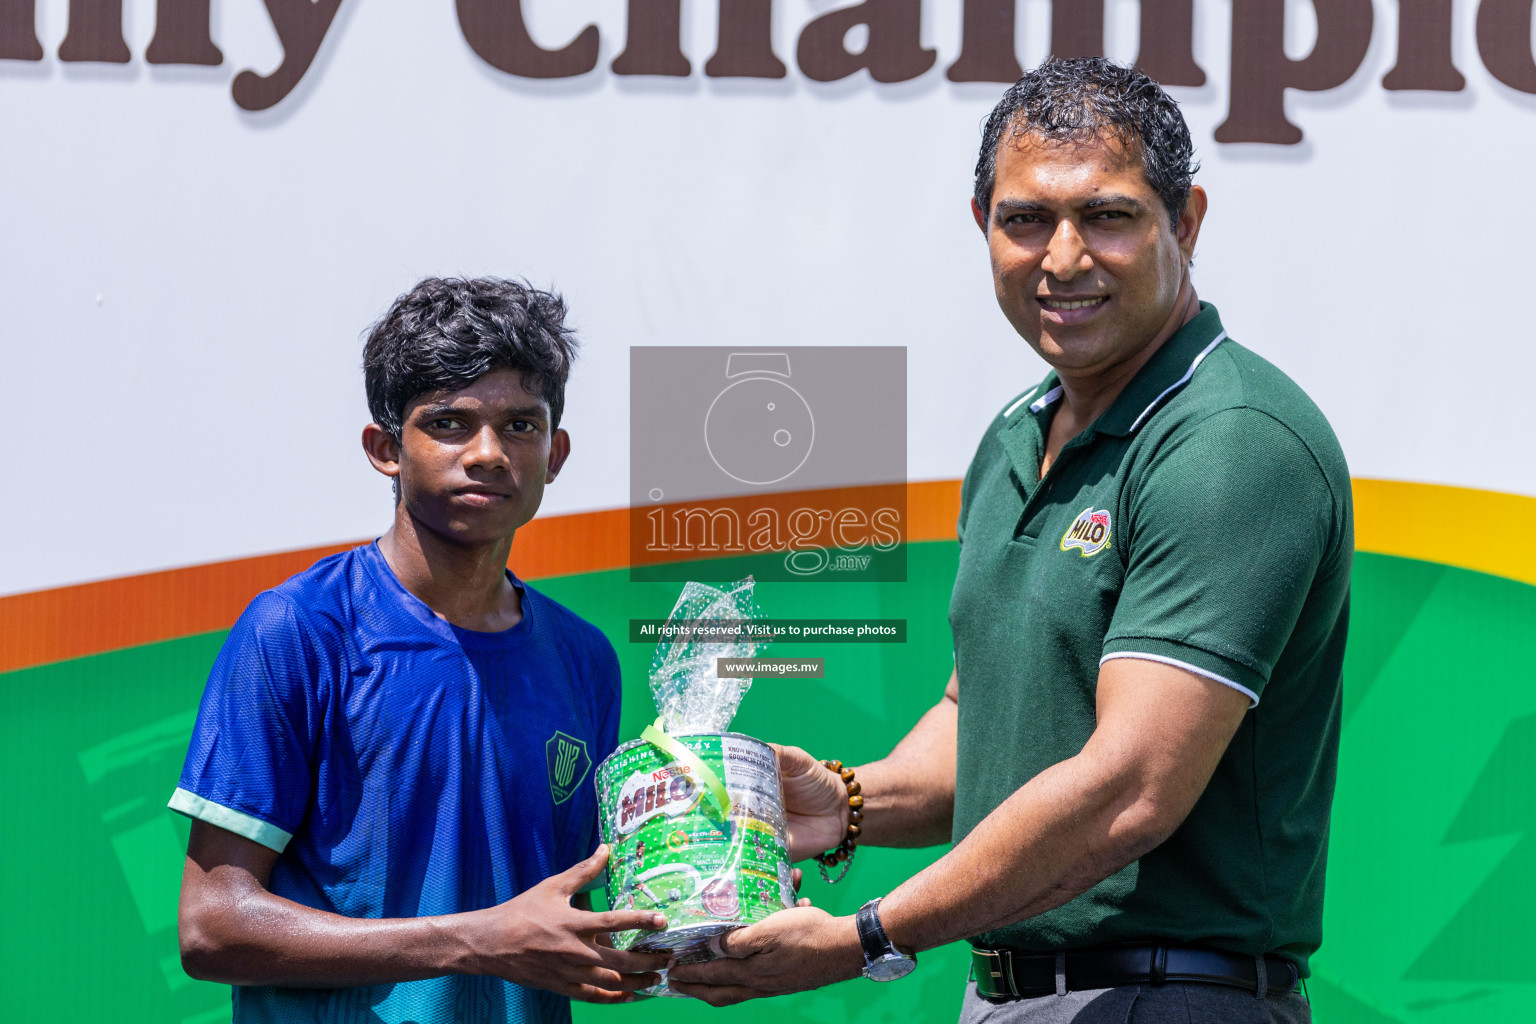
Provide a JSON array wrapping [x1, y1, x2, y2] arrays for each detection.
[[813, 759, 863, 884]]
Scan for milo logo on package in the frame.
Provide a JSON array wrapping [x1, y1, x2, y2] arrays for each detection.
[[616, 761, 702, 834], [596, 732, 795, 962]]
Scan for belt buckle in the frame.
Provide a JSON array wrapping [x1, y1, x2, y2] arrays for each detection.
[[973, 949, 1019, 1000]]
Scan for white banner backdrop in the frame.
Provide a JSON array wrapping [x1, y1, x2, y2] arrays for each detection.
[[3, 0, 1534, 595]]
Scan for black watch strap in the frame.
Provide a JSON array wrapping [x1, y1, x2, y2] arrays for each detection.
[[856, 898, 909, 963]]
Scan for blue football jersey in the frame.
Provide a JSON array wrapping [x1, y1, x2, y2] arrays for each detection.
[[170, 542, 621, 1024]]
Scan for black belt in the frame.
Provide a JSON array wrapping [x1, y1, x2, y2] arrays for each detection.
[[971, 944, 1301, 1002]]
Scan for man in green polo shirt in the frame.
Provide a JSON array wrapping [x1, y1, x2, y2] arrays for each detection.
[[670, 57, 1350, 1023]]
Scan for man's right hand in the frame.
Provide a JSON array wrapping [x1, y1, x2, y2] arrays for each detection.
[[770, 744, 851, 862], [463, 844, 673, 1003]]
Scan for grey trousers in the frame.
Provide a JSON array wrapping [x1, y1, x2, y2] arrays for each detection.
[[957, 979, 1311, 1024]]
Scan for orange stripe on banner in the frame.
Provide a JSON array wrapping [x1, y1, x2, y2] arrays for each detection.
[[0, 542, 359, 676], [1352, 478, 1536, 589], [907, 479, 963, 545], [11, 478, 1536, 675], [0, 482, 964, 673]]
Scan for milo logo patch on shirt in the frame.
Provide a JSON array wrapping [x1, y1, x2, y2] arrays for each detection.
[[1061, 507, 1112, 558]]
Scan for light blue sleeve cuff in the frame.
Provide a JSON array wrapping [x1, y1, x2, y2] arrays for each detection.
[[167, 788, 293, 853]]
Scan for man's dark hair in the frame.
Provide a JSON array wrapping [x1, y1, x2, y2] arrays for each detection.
[[974, 57, 1198, 227], [363, 277, 578, 438]]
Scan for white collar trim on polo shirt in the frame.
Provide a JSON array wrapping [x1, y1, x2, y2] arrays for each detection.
[[1126, 330, 1229, 434], [1028, 385, 1064, 413], [1002, 329, 1227, 428], [1002, 386, 1039, 419]]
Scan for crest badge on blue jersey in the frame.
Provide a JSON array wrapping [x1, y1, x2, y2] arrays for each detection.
[[546, 731, 592, 805]]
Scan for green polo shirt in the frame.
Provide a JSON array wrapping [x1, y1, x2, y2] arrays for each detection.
[[950, 303, 1351, 974]]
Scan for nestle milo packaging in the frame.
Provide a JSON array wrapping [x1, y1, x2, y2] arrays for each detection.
[[596, 578, 794, 965]]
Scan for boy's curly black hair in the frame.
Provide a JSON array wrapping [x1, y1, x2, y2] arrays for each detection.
[[363, 277, 578, 439]]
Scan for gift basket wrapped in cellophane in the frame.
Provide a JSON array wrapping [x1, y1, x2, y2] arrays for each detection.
[[595, 578, 795, 985]]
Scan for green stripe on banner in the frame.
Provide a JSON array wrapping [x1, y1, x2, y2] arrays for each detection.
[[2, 544, 1535, 1022]]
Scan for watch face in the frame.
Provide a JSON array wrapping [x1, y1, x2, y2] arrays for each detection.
[[864, 953, 917, 982]]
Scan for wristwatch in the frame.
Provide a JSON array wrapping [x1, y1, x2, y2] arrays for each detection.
[[856, 897, 917, 981]]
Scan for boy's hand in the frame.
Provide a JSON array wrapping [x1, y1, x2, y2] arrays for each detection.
[[464, 844, 672, 1003], [771, 744, 851, 862]]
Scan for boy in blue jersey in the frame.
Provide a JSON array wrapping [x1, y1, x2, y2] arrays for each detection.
[[171, 277, 670, 1024]]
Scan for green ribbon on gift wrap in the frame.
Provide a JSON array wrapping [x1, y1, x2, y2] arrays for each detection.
[[640, 717, 733, 820]]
